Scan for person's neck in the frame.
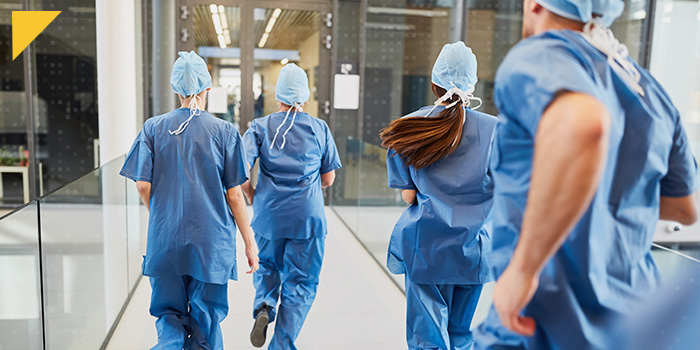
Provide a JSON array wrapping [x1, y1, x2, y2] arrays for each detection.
[[533, 16, 585, 36]]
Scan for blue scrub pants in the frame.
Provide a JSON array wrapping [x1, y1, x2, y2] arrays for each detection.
[[405, 274, 483, 350], [252, 235, 325, 350], [149, 275, 228, 350]]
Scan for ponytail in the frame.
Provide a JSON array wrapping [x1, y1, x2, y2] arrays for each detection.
[[380, 85, 465, 169]]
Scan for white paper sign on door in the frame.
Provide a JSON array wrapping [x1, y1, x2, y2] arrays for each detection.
[[208, 87, 228, 114], [333, 74, 360, 110]]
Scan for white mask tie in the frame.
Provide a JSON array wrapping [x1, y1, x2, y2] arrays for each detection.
[[582, 20, 644, 96], [169, 94, 203, 135], [270, 103, 301, 150], [423, 82, 483, 147]]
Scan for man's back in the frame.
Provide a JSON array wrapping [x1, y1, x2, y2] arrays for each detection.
[[121, 108, 249, 284], [480, 29, 699, 349]]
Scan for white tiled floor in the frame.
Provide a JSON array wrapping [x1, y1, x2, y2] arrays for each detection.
[[106, 208, 408, 350]]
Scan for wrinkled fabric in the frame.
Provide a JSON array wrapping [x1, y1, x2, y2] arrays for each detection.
[[242, 112, 341, 240], [405, 274, 483, 350], [275, 63, 310, 106], [252, 235, 325, 350], [536, 0, 624, 27], [120, 108, 249, 284], [473, 30, 699, 350], [170, 51, 212, 97], [149, 275, 228, 350], [431, 41, 478, 92], [386, 105, 497, 285]]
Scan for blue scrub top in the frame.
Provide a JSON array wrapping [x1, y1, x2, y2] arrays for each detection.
[[242, 111, 342, 240], [479, 30, 699, 348], [120, 108, 249, 285], [386, 106, 498, 285]]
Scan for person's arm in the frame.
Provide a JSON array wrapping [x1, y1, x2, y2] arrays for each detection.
[[492, 92, 611, 336], [321, 170, 336, 188], [401, 189, 416, 204], [660, 192, 699, 225], [241, 179, 255, 204], [136, 181, 151, 211], [226, 185, 259, 274]]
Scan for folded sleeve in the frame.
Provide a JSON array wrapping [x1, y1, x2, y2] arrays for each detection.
[[320, 122, 342, 174], [660, 117, 699, 197], [386, 149, 415, 190], [242, 121, 261, 168], [223, 128, 250, 190], [494, 40, 600, 135], [120, 128, 154, 182]]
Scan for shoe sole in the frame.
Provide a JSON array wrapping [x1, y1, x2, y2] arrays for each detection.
[[250, 313, 269, 348]]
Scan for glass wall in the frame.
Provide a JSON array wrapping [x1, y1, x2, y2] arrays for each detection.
[[0, 1, 99, 207], [329, 0, 688, 281], [0, 156, 148, 349]]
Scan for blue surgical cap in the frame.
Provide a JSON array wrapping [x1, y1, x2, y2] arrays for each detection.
[[276, 63, 310, 106], [431, 41, 478, 92], [536, 0, 625, 27], [170, 51, 212, 97]]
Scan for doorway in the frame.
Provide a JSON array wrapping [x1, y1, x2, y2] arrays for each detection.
[[177, 0, 332, 132]]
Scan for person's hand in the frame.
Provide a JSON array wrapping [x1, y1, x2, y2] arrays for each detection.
[[245, 244, 259, 274], [492, 265, 539, 336]]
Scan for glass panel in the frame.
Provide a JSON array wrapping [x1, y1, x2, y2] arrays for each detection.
[[31, 0, 99, 196], [0, 0, 29, 206], [0, 202, 42, 350], [125, 178, 147, 288], [649, 0, 700, 156], [193, 4, 242, 130], [40, 156, 128, 350], [252, 8, 321, 120]]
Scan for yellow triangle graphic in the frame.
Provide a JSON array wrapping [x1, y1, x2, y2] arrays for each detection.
[[12, 11, 61, 60]]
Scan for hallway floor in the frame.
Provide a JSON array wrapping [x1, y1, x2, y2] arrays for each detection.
[[106, 208, 408, 350]]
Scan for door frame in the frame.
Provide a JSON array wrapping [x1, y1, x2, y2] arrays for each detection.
[[177, 0, 333, 130]]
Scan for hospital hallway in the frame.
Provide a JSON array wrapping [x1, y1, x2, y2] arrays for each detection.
[[106, 208, 408, 350]]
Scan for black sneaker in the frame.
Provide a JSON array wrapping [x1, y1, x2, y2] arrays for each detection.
[[250, 305, 270, 348]]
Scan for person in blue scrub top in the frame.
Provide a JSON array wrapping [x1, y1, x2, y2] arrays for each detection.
[[380, 41, 497, 350], [241, 63, 342, 350], [120, 51, 260, 350], [472, 1, 699, 349]]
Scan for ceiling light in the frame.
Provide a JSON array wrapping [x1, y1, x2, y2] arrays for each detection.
[[632, 9, 646, 20], [272, 8, 282, 19], [265, 16, 278, 33], [223, 29, 232, 45], [212, 14, 223, 35], [209, 4, 218, 14], [220, 12, 228, 29], [281, 58, 289, 65], [258, 32, 269, 48], [217, 34, 226, 49]]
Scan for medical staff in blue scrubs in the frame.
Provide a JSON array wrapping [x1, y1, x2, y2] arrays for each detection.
[[241, 63, 342, 350], [472, 1, 699, 349], [380, 42, 497, 350], [120, 51, 259, 350]]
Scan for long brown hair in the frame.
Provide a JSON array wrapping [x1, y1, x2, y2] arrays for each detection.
[[379, 84, 464, 169]]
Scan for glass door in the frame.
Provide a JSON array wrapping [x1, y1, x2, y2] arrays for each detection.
[[178, 0, 332, 132]]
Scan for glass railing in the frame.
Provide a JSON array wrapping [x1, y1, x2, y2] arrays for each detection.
[[0, 155, 147, 349]]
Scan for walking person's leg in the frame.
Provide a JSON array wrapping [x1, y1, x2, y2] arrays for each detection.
[[447, 284, 483, 350], [405, 275, 452, 350], [251, 235, 285, 347], [149, 275, 190, 350], [268, 236, 325, 350], [186, 275, 229, 350]]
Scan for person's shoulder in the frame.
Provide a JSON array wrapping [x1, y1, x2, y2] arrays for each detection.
[[498, 30, 585, 75], [468, 109, 498, 123], [402, 106, 434, 119]]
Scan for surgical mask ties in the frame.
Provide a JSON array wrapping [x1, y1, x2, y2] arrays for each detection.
[[423, 82, 483, 147], [169, 94, 203, 135], [582, 20, 645, 96], [270, 103, 301, 150]]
